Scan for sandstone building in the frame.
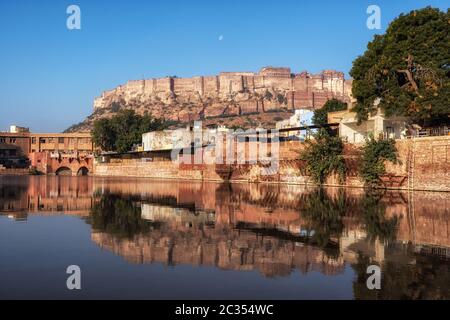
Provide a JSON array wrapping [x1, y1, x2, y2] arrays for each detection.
[[0, 127, 95, 175], [68, 67, 353, 131]]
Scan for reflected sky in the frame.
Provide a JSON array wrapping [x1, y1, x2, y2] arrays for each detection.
[[0, 176, 449, 299]]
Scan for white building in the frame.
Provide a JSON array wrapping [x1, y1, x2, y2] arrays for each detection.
[[329, 109, 409, 143], [142, 123, 230, 152], [275, 109, 315, 140]]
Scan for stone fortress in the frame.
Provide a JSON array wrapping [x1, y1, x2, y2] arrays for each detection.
[[69, 67, 353, 131]]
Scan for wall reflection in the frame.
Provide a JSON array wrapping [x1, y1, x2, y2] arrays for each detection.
[[1, 176, 449, 298]]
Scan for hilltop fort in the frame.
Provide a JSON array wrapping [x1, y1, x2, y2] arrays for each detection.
[[66, 66, 353, 132]]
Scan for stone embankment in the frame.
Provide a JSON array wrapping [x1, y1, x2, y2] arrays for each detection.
[[94, 136, 450, 192]]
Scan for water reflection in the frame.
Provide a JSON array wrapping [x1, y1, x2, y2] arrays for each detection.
[[1, 176, 450, 299]]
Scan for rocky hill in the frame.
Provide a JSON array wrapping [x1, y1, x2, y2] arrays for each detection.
[[66, 66, 352, 132]]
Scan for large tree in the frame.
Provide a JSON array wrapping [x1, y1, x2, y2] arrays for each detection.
[[350, 7, 450, 124], [92, 109, 166, 153]]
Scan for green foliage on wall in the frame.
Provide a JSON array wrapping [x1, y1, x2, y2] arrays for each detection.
[[300, 129, 346, 184], [359, 136, 399, 187]]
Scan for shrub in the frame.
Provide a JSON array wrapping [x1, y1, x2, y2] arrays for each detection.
[[359, 136, 399, 187], [300, 129, 346, 184]]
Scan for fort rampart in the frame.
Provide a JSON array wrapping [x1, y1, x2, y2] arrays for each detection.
[[94, 67, 353, 111]]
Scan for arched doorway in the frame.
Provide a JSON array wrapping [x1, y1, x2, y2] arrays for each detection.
[[55, 167, 72, 176], [77, 167, 89, 176]]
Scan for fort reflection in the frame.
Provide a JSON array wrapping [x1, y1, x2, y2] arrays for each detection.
[[1, 176, 450, 298]]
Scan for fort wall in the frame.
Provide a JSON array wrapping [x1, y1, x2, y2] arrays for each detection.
[[93, 67, 353, 112]]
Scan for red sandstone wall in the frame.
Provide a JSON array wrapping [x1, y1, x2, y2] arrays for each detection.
[[94, 137, 450, 192]]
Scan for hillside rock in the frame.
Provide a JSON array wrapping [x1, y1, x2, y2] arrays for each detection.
[[66, 66, 352, 132]]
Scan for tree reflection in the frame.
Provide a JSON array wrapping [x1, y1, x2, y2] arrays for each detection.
[[300, 189, 345, 252], [353, 252, 450, 299], [360, 191, 399, 243], [88, 193, 158, 238]]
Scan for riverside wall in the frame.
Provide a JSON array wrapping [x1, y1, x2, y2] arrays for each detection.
[[94, 136, 450, 192]]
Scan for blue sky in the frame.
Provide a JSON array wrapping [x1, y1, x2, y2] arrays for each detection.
[[0, 0, 447, 132]]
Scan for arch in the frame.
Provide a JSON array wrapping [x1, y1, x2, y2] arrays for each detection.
[[55, 166, 72, 176], [77, 166, 89, 176]]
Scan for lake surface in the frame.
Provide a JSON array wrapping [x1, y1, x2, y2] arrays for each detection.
[[0, 176, 449, 299]]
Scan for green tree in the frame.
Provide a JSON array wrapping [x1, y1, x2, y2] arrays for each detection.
[[300, 129, 346, 184], [92, 110, 167, 153], [359, 136, 399, 187], [92, 118, 116, 151], [350, 7, 450, 124], [312, 99, 348, 125]]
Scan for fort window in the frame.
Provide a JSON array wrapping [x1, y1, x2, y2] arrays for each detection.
[[10, 138, 16, 143], [31, 137, 36, 144], [40, 138, 46, 143], [58, 137, 64, 144], [0, 138, 5, 143]]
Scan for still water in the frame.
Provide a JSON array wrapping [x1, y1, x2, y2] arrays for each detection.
[[0, 176, 449, 299]]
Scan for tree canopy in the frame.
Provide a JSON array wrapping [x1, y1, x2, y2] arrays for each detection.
[[350, 7, 450, 124], [92, 109, 166, 153], [312, 98, 348, 125]]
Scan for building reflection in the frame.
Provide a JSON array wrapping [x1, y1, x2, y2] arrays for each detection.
[[0, 176, 92, 219], [1, 176, 449, 298]]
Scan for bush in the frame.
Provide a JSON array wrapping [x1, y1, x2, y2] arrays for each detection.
[[359, 136, 399, 187], [300, 129, 346, 184]]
